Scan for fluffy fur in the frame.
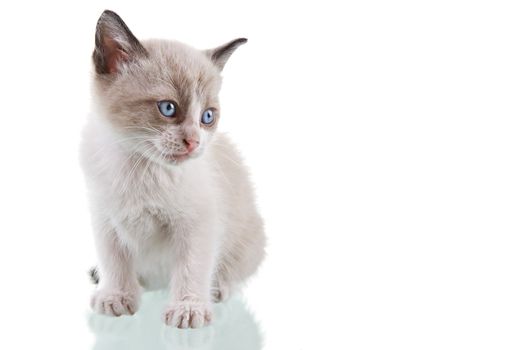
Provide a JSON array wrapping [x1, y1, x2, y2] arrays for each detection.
[[80, 10, 265, 328]]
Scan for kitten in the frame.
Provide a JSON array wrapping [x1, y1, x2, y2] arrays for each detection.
[[80, 10, 265, 329]]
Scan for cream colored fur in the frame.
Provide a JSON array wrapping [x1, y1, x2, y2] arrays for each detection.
[[80, 10, 265, 329]]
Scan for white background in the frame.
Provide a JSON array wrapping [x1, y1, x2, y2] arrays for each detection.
[[0, 1, 524, 349]]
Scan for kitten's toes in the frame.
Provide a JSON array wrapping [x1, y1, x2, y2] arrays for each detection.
[[163, 300, 212, 328], [91, 289, 140, 317]]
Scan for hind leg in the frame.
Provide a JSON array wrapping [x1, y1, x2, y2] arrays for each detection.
[[211, 227, 266, 303]]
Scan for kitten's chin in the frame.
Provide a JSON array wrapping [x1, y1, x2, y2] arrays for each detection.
[[165, 153, 189, 163], [154, 154, 188, 167], [149, 151, 201, 167]]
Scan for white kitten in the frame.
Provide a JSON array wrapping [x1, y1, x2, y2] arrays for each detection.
[[80, 10, 265, 329]]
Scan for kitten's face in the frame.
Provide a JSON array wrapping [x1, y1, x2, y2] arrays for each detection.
[[92, 11, 246, 166], [98, 40, 222, 165]]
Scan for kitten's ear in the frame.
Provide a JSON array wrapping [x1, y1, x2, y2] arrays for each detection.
[[206, 38, 247, 71], [92, 10, 148, 74]]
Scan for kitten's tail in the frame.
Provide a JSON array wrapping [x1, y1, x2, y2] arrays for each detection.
[[88, 266, 100, 284]]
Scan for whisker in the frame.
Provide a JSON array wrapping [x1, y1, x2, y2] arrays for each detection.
[[89, 135, 153, 159]]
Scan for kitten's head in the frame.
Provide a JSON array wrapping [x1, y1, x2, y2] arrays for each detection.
[[91, 10, 246, 165]]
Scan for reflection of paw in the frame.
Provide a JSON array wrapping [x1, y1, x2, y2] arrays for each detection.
[[88, 310, 138, 336], [162, 323, 215, 348], [91, 289, 140, 317], [164, 299, 212, 328]]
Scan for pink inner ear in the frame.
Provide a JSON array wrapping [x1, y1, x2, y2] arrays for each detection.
[[103, 37, 129, 74]]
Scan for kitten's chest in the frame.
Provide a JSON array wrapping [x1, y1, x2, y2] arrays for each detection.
[[113, 162, 184, 217], [106, 156, 209, 244], [113, 175, 184, 241], [117, 205, 173, 244]]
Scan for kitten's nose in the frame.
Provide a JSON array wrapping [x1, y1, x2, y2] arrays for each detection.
[[183, 138, 199, 153]]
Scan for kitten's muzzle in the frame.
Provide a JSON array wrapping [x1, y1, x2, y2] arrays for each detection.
[[183, 138, 199, 154]]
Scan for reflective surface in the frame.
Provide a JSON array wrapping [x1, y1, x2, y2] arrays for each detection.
[[89, 292, 262, 350]]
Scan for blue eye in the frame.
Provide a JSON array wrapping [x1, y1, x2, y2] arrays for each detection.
[[157, 100, 176, 117], [201, 109, 214, 125]]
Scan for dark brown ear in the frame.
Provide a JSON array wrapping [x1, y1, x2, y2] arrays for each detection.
[[92, 10, 147, 74], [206, 38, 247, 71]]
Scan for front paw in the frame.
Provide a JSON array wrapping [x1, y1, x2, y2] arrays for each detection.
[[91, 288, 140, 317], [163, 299, 212, 328]]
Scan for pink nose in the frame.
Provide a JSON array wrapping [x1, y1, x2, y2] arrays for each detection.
[[183, 138, 199, 153]]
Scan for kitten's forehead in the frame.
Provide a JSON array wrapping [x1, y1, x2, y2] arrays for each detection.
[[141, 39, 222, 103]]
